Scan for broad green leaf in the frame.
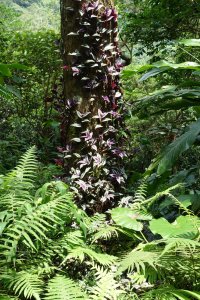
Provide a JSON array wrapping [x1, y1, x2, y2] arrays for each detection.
[[111, 207, 143, 231], [122, 64, 152, 78], [139, 67, 169, 81], [179, 39, 200, 47], [139, 61, 200, 81], [153, 61, 200, 70], [7, 63, 28, 71], [0, 64, 12, 77], [172, 291, 190, 300], [122, 60, 200, 81], [149, 216, 199, 239], [157, 118, 200, 174], [181, 290, 200, 300]]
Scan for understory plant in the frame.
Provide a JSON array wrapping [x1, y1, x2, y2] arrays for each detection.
[[0, 147, 200, 299]]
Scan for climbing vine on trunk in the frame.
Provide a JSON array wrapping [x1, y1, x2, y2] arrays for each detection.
[[59, 0, 127, 212]]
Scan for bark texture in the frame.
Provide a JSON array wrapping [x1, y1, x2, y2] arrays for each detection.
[[60, 0, 126, 212]]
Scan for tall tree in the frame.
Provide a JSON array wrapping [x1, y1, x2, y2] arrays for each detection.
[[59, 0, 127, 212]]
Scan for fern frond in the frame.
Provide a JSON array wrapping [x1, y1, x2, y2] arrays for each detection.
[[62, 246, 117, 266], [92, 225, 119, 243], [0, 147, 38, 216], [89, 265, 124, 300], [86, 214, 107, 232], [133, 179, 148, 204], [59, 230, 85, 248], [0, 192, 33, 218], [44, 275, 87, 300], [0, 294, 19, 300], [141, 286, 200, 300], [4, 271, 43, 300], [161, 238, 200, 256], [117, 248, 159, 275], [1, 192, 73, 260], [143, 184, 182, 207], [2, 146, 37, 191]]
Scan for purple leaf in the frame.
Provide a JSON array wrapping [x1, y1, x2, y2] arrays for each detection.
[[76, 180, 90, 191], [82, 129, 93, 141], [93, 153, 106, 167], [102, 96, 110, 103], [72, 67, 80, 76], [78, 156, 91, 168]]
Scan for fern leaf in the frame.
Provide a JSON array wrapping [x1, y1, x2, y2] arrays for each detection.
[[0, 192, 33, 219], [3, 146, 37, 190], [44, 275, 87, 300], [89, 266, 124, 300], [0, 147, 38, 216], [117, 249, 159, 275], [0, 295, 19, 300], [141, 286, 200, 300], [2, 193, 73, 259], [161, 238, 200, 256], [62, 246, 117, 266], [181, 290, 200, 299], [155, 118, 200, 174], [134, 180, 148, 203], [59, 230, 85, 248], [92, 226, 119, 243], [6, 271, 43, 300]]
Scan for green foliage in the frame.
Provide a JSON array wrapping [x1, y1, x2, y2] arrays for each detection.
[[149, 216, 199, 239], [44, 275, 86, 300], [7, 272, 43, 300], [1, 0, 60, 31], [124, 40, 200, 179], [110, 207, 152, 231], [142, 287, 200, 300], [89, 266, 124, 300], [117, 0, 199, 55], [0, 63, 27, 100], [154, 118, 200, 174], [0, 150, 200, 299], [1, 1, 200, 299], [0, 28, 61, 169], [0, 149, 122, 299]]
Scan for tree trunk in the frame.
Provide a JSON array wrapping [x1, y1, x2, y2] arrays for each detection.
[[60, 0, 126, 213]]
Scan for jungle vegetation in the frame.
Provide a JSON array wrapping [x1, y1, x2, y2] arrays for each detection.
[[0, 0, 200, 299]]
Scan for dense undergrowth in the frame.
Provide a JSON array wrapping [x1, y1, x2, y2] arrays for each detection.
[[0, 0, 200, 299], [0, 147, 200, 299]]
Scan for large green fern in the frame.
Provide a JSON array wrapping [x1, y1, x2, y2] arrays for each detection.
[[6, 271, 43, 300], [44, 275, 87, 300]]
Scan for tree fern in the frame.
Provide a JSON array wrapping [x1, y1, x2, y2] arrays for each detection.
[[44, 275, 87, 300]]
